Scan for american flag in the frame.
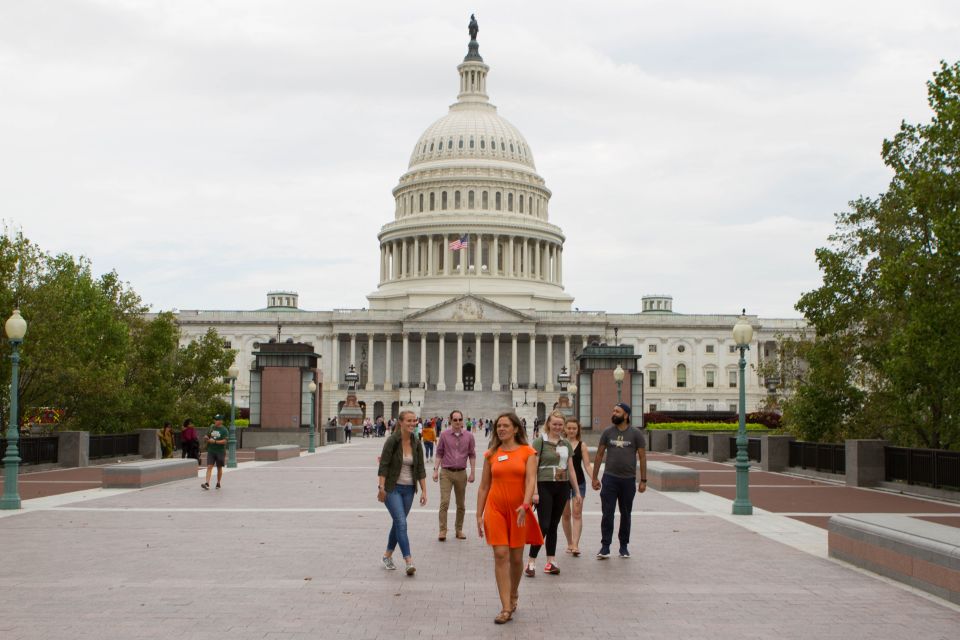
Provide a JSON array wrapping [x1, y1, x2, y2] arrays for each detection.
[[448, 234, 469, 250]]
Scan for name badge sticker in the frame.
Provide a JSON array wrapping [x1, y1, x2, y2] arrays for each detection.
[[497, 455, 509, 462]]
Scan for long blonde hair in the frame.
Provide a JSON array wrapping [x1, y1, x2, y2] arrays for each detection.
[[488, 412, 528, 451]]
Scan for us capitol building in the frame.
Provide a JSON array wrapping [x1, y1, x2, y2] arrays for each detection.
[[174, 26, 805, 429]]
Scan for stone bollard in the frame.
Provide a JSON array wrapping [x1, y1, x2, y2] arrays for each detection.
[[845, 440, 887, 487], [138, 429, 161, 459], [707, 433, 730, 462], [58, 431, 90, 468], [671, 431, 690, 456], [649, 430, 671, 452], [761, 435, 795, 472]]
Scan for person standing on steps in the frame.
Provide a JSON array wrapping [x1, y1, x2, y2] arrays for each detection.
[[591, 403, 647, 559]]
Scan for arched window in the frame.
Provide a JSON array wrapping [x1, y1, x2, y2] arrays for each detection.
[[429, 192, 435, 211], [528, 196, 533, 214], [455, 191, 461, 208], [495, 192, 502, 210], [458, 137, 464, 149], [441, 191, 448, 210], [447, 138, 453, 150], [469, 137, 475, 149], [482, 191, 489, 209], [676, 364, 687, 388], [500, 140, 505, 151], [507, 193, 513, 211], [519, 194, 524, 213], [480, 138, 486, 150], [468, 190, 475, 208], [429, 142, 434, 152], [419, 193, 424, 212], [510, 143, 515, 153]]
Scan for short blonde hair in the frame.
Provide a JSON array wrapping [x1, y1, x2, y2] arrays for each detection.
[[546, 410, 566, 429]]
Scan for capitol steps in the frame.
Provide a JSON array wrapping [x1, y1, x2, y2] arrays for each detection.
[[422, 390, 513, 421]]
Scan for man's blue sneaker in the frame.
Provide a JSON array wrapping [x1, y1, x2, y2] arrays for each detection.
[[619, 546, 630, 558], [596, 546, 610, 559]]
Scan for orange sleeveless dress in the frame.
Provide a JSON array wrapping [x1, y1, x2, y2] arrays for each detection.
[[482, 445, 544, 548]]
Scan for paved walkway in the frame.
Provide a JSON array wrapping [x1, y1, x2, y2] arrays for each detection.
[[0, 438, 958, 639]]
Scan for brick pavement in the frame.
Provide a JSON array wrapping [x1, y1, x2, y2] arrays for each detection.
[[0, 439, 958, 639]]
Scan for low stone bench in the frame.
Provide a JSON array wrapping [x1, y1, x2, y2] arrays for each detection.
[[102, 459, 198, 489], [254, 444, 301, 461], [828, 514, 960, 604], [647, 461, 699, 492]]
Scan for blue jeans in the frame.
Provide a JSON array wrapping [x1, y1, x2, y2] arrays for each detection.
[[424, 441, 434, 458], [385, 484, 415, 558], [600, 474, 636, 548]]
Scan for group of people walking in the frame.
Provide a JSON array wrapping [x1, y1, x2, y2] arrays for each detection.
[[377, 402, 647, 624]]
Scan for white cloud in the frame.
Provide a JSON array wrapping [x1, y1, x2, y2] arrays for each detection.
[[1, 0, 958, 317]]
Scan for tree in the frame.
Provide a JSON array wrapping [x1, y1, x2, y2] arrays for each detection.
[[0, 227, 235, 433], [787, 61, 960, 449]]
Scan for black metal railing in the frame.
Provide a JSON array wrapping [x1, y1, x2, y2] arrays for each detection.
[[788, 441, 845, 475], [885, 446, 960, 490], [728, 437, 762, 462], [0, 436, 59, 466], [89, 433, 141, 459], [689, 434, 708, 455]]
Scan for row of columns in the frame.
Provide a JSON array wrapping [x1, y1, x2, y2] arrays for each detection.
[[379, 234, 563, 284], [331, 332, 591, 392]]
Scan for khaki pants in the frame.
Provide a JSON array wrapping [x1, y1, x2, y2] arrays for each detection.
[[438, 468, 467, 534]]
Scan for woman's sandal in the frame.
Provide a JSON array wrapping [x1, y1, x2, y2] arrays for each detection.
[[510, 594, 519, 612], [571, 548, 581, 557], [495, 610, 513, 624]]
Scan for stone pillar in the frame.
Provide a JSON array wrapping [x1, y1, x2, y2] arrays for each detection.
[[535, 240, 541, 280], [330, 334, 339, 386], [460, 243, 467, 275], [492, 234, 499, 276], [384, 335, 393, 390], [545, 335, 554, 392], [558, 246, 563, 283], [427, 235, 434, 276], [528, 333, 536, 388], [413, 237, 420, 277], [366, 334, 375, 391], [138, 429, 160, 459], [523, 239, 529, 278], [846, 440, 887, 487], [419, 333, 427, 387], [672, 431, 690, 456], [456, 333, 464, 391], [402, 332, 409, 387], [510, 333, 518, 386], [492, 333, 501, 391], [437, 333, 446, 391], [58, 431, 89, 468], [475, 233, 482, 275], [707, 433, 729, 462], [349, 333, 357, 369], [564, 335, 571, 374], [474, 333, 483, 391], [401, 240, 408, 278], [508, 236, 515, 276], [444, 234, 451, 276], [761, 435, 795, 472]]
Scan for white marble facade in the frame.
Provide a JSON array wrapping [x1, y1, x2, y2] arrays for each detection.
[[173, 37, 806, 422]]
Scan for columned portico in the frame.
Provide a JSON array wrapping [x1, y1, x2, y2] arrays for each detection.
[[510, 333, 518, 386], [491, 333, 501, 391], [402, 332, 410, 386], [384, 335, 393, 390], [545, 335, 554, 391], [474, 334, 483, 391], [437, 333, 447, 390], [366, 334, 375, 390], [455, 333, 464, 391], [528, 333, 536, 387], [419, 333, 427, 386]]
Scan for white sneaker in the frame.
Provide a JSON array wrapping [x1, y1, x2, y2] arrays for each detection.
[[381, 556, 396, 570]]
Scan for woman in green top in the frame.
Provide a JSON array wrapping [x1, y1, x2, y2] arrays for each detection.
[[377, 409, 428, 576], [525, 410, 582, 576]]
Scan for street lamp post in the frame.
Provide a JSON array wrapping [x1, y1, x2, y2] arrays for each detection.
[[613, 363, 625, 404], [732, 310, 754, 516], [308, 381, 317, 453], [1, 309, 27, 510], [226, 364, 239, 469], [568, 381, 578, 422]]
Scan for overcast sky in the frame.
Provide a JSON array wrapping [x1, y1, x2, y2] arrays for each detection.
[[2, 1, 958, 318]]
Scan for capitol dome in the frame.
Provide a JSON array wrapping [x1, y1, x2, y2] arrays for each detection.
[[368, 34, 573, 312]]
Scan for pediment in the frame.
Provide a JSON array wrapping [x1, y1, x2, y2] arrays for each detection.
[[405, 295, 533, 323]]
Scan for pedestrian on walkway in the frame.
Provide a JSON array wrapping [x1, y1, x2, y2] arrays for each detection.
[[158, 422, 175, 459], [377, 409, 427, 576], [561, 417, 592, 556], [590, 403, 647, 559], [421, 420, 436, 461], [201, 414, 229, 490], [525, 410, 581, 577], [433, 409, 476, 541], [180, 419, 200, 463], [344, 420, 353, 442], [476, 412, 543, 625]]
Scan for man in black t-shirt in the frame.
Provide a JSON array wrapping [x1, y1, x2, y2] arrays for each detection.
[[590, 403, 647, 559]]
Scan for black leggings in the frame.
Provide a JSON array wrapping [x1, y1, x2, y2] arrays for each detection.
[[529, 481, 570, 558]]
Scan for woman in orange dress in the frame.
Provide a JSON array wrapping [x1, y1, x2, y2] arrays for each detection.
[[476, 412, 543, 624]]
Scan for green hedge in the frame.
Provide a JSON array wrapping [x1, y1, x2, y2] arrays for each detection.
[[645, 422, 767, 431], [234, 419, 250, 428]]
